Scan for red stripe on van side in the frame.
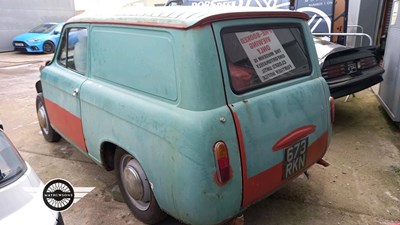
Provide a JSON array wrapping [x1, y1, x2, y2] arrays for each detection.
[[44, 99, 87, 152], [68, 12, 309, 30], [72, 21, 188, 29], [232, 113, 329, 208], [192, 12, 309, 28]]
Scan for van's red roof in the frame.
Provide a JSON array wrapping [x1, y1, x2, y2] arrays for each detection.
[[68, 6, 309, 29]]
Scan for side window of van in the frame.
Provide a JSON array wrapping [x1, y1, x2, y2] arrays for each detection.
[[222, 26, 311, 93], [57, 28, 88, 75]]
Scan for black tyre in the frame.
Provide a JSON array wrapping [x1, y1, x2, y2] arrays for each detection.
[[115, 148, 167, 224], [36, 93, 61, 142], [43, 41, 55, 54]]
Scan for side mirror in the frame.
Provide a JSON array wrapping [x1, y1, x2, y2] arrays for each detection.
[[40, 60, 51, 72], [53, 30, 60, 35]]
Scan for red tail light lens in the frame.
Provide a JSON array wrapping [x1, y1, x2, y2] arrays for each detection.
[[321, 63, 346, 79], [359, 57, 378, 69], [322, 57, 378, 79], [213, 141, 231, 184]]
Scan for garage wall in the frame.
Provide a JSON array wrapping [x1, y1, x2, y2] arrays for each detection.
[[359, 1, 385, 45], [345, 0, 387, 48], [0, 0, 75, 52], [346, 0, 361, 47]]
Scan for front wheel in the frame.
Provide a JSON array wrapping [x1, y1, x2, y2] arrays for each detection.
[[36, 93, 61, 142], [115, 148, 167, 224]]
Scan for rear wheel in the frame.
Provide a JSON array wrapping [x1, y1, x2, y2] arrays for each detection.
[[115, 148, 166, 224], [43, 41, 55, 53], [36, 93, 61, 142]]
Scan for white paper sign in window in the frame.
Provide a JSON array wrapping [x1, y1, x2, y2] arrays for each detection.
[[236, 30, 295, 82]]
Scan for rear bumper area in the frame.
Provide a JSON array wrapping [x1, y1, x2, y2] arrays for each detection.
[[241, 131, 329, 207], [328, 67, 384, 99]]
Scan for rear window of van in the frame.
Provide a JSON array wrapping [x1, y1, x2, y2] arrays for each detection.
[[221, 25, 311, 93]]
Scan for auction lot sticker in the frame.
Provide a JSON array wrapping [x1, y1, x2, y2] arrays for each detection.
[[236, 29, 295, 82]]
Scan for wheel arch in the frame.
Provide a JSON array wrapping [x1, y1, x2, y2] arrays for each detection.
[[100, 141, 118, 171], [43, 40, 55, 46], [35, 80, 42, 93], [49, 36, 59, 44], [100, 142, 144, 172]]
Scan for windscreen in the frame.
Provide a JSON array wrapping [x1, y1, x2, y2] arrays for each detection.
[[29, 24, 57, 33], [0, 131, 27, 187]]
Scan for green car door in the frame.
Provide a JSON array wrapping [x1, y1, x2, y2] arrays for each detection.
[[40, 25, 89, 152]]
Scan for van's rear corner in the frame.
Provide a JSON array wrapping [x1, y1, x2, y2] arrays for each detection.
[[210, 9, 334, 210], [165, 9, 334, 225]]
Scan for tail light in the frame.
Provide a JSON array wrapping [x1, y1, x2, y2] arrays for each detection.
[[321, 63, 346, 79], [358, 57, 378, 69], [213, 141, 231, 184], [329, 96, 335, 124], [322, 57, 378, 79]]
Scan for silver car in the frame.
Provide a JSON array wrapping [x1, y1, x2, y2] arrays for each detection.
[[314, 37, 384, 99]]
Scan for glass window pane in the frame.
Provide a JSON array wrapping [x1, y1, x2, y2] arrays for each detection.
[[0, 131, 26, 187], [57, 27, 88, 75], [222, 26, 311, 93]]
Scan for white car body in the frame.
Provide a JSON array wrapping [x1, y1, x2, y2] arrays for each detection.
[[0, 127, 62, 225]]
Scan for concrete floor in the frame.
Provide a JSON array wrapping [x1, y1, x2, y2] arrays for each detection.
[[0, 52, 399, 225]]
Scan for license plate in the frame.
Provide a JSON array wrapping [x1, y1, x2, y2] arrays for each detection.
[[346, 62, 357, 74], [283, 137, 308, 179], [14, 43, 24, 47]]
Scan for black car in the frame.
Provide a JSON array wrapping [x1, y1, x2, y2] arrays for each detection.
[[314, 37, 384, 99]]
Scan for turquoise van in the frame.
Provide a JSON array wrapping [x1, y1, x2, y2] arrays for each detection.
[[35, 6, 334, 225]]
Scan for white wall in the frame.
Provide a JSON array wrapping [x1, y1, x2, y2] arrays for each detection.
[[0, 0, 75, 52]]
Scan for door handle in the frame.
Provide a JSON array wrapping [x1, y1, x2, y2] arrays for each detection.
[[72, 88, 79, 97]]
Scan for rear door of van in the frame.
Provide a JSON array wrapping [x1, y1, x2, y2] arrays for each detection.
[[212, 17, 331, 207]]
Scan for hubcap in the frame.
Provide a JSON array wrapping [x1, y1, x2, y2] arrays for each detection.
[[37, 103, 49, 134], [123, 166, 143, 200], [120, 155, 151, 211]]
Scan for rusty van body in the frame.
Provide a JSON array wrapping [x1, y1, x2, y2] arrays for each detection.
[[35, 7, 333, 225]]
